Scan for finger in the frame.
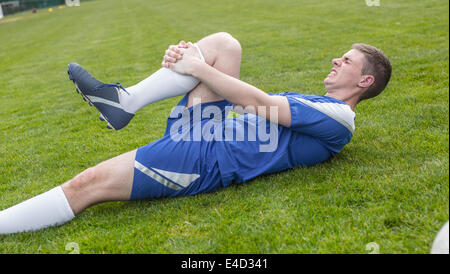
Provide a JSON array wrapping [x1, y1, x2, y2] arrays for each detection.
[[178, 41, 188, 48], [168, 46, 179, 54], [164, 55, 177, 63], [169, 51, 182, 59], [166, 48, 182, 58], [166, 51, 182, 60], [169, 45, 183, 55], [168, 45, 178, 54]]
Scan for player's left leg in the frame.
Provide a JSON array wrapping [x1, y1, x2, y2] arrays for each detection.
[[67, 43, 206, 130], [183, 32, 242, 108], [0, 149, 136, 234], [68, 32, 242, 130]]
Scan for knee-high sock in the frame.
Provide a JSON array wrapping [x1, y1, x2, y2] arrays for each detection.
[[119, 43, 205, 114], [0, 186, 75, 234]]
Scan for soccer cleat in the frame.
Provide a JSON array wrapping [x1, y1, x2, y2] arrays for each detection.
[[67, 62, 134, 130]]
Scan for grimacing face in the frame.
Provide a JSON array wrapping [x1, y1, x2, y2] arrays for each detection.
[[324, 49, 366, 92]]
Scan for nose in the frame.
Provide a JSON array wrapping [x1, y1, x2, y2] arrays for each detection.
[[332, 58, 341, 67]]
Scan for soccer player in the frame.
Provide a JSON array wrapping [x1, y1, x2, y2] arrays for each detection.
[[0, 32, 391, 234]]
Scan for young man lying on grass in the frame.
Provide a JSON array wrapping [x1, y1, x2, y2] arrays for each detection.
[[0, 32, 391, 234]]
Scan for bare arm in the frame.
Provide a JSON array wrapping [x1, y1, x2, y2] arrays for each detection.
[[164, 51, 292, 127]]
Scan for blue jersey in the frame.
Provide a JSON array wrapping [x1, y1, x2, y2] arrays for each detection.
[[215, 92, 355, 187], [130, 92, 355, 201]]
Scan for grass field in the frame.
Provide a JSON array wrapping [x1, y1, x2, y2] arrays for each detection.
[[0, 0, 448, 254]]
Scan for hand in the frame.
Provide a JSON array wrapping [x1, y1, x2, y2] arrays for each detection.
[[162, 41, 200, 75], [161, 40, 188, 67], [165, 53, 201, 75]]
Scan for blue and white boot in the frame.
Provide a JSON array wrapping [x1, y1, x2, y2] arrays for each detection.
[[67, 62, 134, 130]]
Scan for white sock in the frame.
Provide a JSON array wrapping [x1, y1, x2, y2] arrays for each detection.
[[0, 186, 75, 234], [120, 43, 206, 114]]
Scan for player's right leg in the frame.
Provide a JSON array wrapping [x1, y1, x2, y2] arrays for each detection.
[[0, 149, 136, 234], [0, 138, 222, 235], [60, 149, 136, 215]]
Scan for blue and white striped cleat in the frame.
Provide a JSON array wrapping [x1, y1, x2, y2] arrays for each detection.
[[67, 62, 134, 130]]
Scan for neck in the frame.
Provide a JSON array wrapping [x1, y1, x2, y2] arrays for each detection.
[[325, 88, 361, 111]]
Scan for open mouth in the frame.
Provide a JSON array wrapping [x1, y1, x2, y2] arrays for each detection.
[[328, 69, 337, 78]]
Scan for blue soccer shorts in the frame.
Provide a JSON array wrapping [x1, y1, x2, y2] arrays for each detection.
[[129, 94, 232, 201]]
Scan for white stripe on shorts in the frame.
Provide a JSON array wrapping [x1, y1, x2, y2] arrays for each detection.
[[134, 161, 182, 191], [152, 167, 200, 188]]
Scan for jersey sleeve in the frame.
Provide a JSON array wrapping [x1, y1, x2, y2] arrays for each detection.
[[285, 94, 355, 152]]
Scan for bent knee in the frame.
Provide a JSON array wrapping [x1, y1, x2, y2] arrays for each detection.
[[214, 32, 242, 53], [199, 32, 242, 64]]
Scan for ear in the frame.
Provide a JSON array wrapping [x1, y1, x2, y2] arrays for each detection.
[[358, 75, 375, 88]]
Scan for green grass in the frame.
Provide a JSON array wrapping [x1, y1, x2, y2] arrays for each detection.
[[0, 0, 448, 254]]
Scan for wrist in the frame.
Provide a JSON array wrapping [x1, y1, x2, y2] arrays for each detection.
[[190, 58, 206, 78]]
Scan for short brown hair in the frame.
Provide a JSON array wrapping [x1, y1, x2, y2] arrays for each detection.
[[352, 43, 392, 102]]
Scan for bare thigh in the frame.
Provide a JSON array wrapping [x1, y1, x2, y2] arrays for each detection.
[[61, 149, 136, 215], [185, 32, 242, 107]]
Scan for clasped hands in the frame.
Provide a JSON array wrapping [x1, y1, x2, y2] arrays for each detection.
[[161, 40, 201, 76]]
